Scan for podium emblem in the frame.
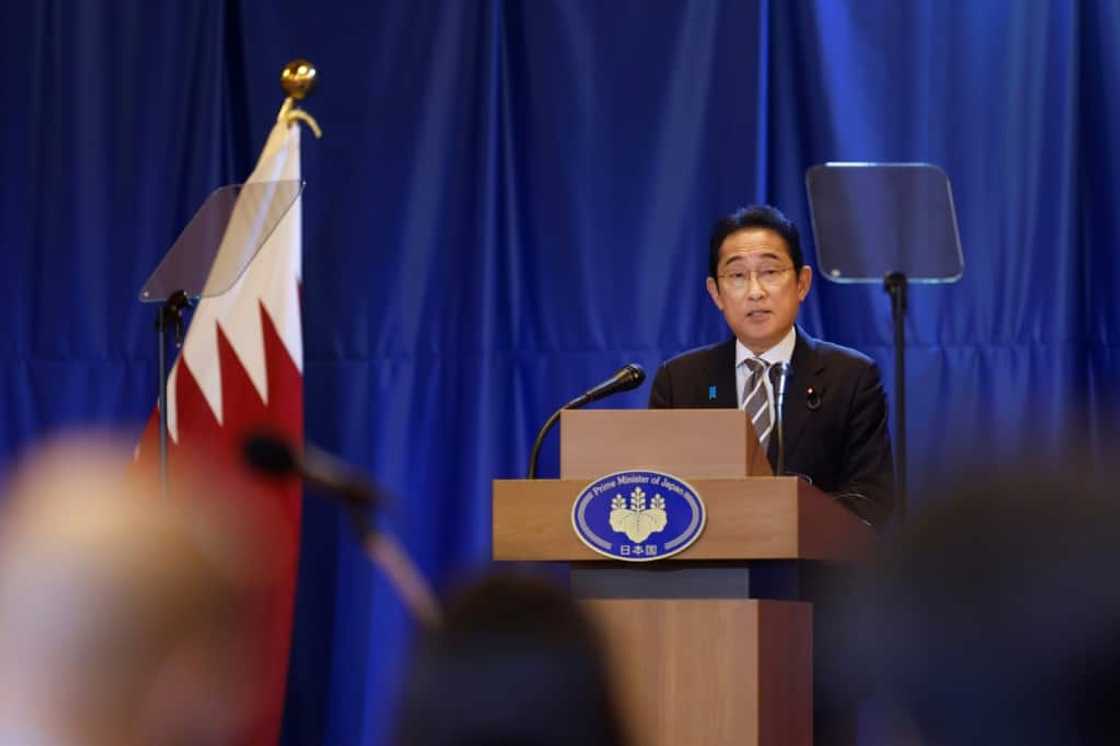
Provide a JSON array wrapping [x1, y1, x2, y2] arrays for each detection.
[[572, 470, 706, 562]]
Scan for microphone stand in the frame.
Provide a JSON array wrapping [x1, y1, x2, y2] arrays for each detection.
[[527, 394, 583, 480], [527, 365, 646, 479], [884, 271, 908, 523], [772, 363, 791, 476]]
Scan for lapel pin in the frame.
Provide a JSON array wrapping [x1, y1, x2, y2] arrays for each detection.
[[806, 386, 821, 411]]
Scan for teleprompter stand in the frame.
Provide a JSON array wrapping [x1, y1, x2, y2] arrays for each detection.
[[806, 163, 964, 522]]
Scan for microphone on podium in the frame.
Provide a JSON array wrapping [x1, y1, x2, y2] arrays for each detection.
[[567, 364, 646, 409], [527, 364, 646, 479], [769, 362, 792, 476]]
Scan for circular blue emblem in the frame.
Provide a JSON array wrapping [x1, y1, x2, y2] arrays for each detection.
[[571, 470, 706, 562]]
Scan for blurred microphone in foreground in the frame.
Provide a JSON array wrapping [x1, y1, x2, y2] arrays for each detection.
[[243, 432, 441, 629]]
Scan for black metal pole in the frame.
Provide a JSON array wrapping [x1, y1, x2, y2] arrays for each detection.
[[155, 290, 192, 499], [527, 408, 564, 479], [775, 412, 785, 477], [884, 272, 908, 523], [157, 311, 169, 499]]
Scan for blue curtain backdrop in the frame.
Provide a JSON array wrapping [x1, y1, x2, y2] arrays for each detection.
[[3, 1, 1118, 744]]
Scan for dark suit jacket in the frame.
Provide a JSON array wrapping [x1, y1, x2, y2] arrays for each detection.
[[649, 328, 894, 528]]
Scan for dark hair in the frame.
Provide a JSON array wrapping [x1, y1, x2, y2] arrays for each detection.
[[708, 204, 803, 279], [396, 574, 627, 746]]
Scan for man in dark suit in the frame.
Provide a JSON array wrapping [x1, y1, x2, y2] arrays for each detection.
[[649, 204, 894, 529]]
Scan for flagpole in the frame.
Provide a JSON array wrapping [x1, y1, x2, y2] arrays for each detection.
[[273, 62, 440, 626]]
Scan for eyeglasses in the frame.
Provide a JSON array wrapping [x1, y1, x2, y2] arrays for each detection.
[[717, 266, 794, 292]]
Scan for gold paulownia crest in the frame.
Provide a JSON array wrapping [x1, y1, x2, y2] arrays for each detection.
[[609, 486, 667, 543]]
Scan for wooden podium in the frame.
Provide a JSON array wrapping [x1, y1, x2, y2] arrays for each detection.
[[492, 410, 874, 746]]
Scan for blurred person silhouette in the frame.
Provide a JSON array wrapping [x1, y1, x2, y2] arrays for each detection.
[[866, 458, 1120, 746], [396, 573, 628, 746], [0, 435, 289, 746]]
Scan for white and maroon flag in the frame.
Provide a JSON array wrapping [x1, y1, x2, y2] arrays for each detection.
[[137, 118, 305, 745]]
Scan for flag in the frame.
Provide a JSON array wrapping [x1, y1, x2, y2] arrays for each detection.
[[137, 118, 305, 744]]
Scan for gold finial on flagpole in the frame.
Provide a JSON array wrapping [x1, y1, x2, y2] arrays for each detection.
[[278, 59, 323, 138], [281, 59, 318, 100]]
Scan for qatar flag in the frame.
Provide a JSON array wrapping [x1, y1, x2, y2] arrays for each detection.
[[137, 119, 305, 745]]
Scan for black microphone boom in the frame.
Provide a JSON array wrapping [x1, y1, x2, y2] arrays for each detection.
[[242, 433, 442, 628], [527, 364, 646, 479]]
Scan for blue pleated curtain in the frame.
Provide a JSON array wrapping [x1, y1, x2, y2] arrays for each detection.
[[2, 1, 1118, 744]]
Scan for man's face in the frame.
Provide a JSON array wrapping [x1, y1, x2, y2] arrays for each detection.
[[705, 227, 812, 354]]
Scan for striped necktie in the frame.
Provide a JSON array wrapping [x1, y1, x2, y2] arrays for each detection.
[[742, 358, 772, 454]]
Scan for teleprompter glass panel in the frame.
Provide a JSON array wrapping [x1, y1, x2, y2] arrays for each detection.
[[140, 180, 303, 302], [805, 163, 963, 284]]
